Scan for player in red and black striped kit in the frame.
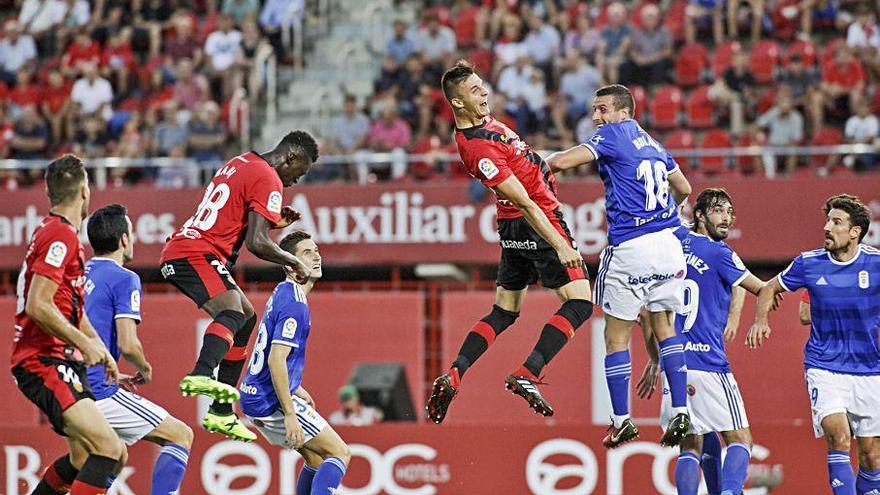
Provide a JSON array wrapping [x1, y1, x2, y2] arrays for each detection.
[[426, 61, 595, 424], [12, 155, 126, 495], [159, 131, 319, 441]]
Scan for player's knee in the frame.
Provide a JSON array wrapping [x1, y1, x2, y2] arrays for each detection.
[[825, 431, 852, 451], [331, 441, 352, 466], [480, 305, 520, 337], [556, 299, 594, 330], [170, 418, 195, 449], [215, 309, 248, 336], [858, 449, 880, 470]]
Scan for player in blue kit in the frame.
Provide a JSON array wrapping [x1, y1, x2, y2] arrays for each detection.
[[638, 189, 770, 495], [545, 84, 693, 448], [240, 230, 350, 495], [32, 204, 194, 495], [749, 194, 880, 495]]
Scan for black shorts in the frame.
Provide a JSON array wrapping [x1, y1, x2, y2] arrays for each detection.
[[496, 210, 588, 291], [12, 356, 95, 435], [160, 253, 239, 307]]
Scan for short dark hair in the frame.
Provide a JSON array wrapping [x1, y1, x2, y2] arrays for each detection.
[[45, 154, 86, 206], [441, 59, 475, 101], [824, 194, 870, 242], [595, 84, 635, 117], [693, 188, 734, 231], [279, 130, 319, 164], [87, 204, 129, 255], [279, 230, 312, 255]]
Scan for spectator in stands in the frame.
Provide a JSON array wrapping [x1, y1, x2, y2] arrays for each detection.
[[621, 4, 673, 86], [368, 99, 412, 152], [493, 15, 526, 78], [328, 95, 370, 155], [165, 14, 204, 66], [413, 11, 457, 75], [222, 0, 260, 24], [101, 31, 135, 99], [561, 13, 600, 62], [236, 19, 273, 102], [685, 0, 725, 45], [844, 99, 878, 172], [800, 0, 842, 37], [135, 0, 173, 58], [328, 385, 384, 427], [814, 46, 865, 128], [71, 62, 114, 121], [709, 47, 754, 135], [597, 2, 632, 84], [386, 19, 416, 73], [410, 118, 456, 180], [778, 54, 820, 130], [18, 0, 64, 54], [10, 105, 48, 160], [205, 14, 243, 99], [173, 58, 210, 113], [394, 55, 430, 119], [521, 13, 561, 86], [451, 0, 486, 50], [41, 69, 72, 147], [157, 144, 200, 188], [152, 102, 189, 157], [846, 6, 880, 80], [72, 116, 109, 158], [0, 20, 37, 86], [498, 54, 540, 133], [62, 30, 102, 78], [53, 0, 92, 52], [755, 94, 804, 176], [728, 0, 765, 43], [559, 51, 602, 123], [259, 0, 304, 60], [187, 101, 226, 163], [7, 69, 42, 120]]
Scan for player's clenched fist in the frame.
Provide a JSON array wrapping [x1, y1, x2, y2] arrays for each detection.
[[272, 206, 302, 229], [746, 322, 771, 348], [556, 245, 584, 269]]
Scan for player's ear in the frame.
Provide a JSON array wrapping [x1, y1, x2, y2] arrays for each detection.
[[450, 97, 465, 110]]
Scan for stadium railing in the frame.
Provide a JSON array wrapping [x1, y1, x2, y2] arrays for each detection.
[[0, 143, 876, 188]]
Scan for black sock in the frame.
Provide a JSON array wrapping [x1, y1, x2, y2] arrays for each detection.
[[523, 300, 593, 377], [192, 334, 232, 376], [32, 454, 78, 494], [211, 313, 256, 415], [73, 455, 117, 490], [451, 305, 518, 377]]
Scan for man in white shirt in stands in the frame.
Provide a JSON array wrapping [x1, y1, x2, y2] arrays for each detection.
[[71, 62, 114, 121], [328, 385, 384, 427], [0, 20, 37, 86], [844, 99, 879, 171], [205, 14, 243, 99]]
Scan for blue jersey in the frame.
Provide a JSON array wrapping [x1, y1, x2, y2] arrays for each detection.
[[83, 258, 142, 400], [582, 120, 682, 245], [779, 245, 880, 375], [675, 232, 750, 373], [240, 280, 311, 418]]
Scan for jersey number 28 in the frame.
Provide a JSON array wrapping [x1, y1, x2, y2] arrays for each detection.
[[183, 183, 231, 231]]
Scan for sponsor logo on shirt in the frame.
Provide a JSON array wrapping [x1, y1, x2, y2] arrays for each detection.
[[687, 384, 697, 397], [131, 290, 141, 312], [282, 318, 298, 338], [45, 241, 68, 268], [240, 383, 258, 395], [500, 239, 538, 250], [478, 158, 499, 180], [731, 252, 746, 270], [859, 270, 870, 289], [627, 272, 676, 285], [684, 342, 711, 352], [268, 191, 283, 214]]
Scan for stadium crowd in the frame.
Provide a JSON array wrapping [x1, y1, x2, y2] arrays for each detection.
[[0, 0, 288, 188]]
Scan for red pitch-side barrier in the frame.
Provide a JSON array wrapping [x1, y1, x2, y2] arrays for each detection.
[[1, 176, 878, 269]]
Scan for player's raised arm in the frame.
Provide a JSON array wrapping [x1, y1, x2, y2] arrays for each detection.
[[747, 277, 787, 348], [544, 144, 596, 173], [667, 169, 692, 206], [492, 175, 582, 269], [246, 210, 311, 279]]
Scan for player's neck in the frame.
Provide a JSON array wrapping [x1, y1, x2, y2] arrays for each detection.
[[830, 242, 859, 263], [453, 111, 485, 130], [49, 204, 82, 230], [94, 250, 125, 266]]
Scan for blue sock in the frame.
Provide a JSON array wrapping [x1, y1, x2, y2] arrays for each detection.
[[604, 350, 631, 426], [106, 475, 116, 489], [151, 443, 189, 495], [701, 433, 723, 495], [675, 452, 701, 495], [857, 467, 880, 494], [720, 443, 751, 494], [659, 336, 688, 411], [311, 456, 346, 494], [297, 465, 317, 495], [828, 450, 856, 495]]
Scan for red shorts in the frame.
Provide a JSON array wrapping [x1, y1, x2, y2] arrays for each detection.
[[159, 253, 239, 307], [12, 356, 95, 435]]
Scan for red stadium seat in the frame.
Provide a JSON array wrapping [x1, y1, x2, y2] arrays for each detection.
[[700, 129, 732, 175], [712, 41, 741, 78], [685, 85, 716, 128], [650, 86, 683, 130], [756, 86, 778, 115], [665, 129, 696, 173], [631, 84, 648, 120], [675, 44, 709, 87], [810, 126, 844, 168], [784, 39, 818, 67], [664, 0, 688, 43], [749, 40, 781, 84], [736, 131, 766, 175]]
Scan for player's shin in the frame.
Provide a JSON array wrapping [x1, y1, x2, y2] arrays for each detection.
[[857, 467, 880, 494], [150, 444, 189, 495], [311, 457, 346, 495], [296, 465, 317, 495], [605, 349, 632, 426], [192, 310, 247, 376], [674, 452, 701, 495], [451, 305, 519, 381], [658, 335, 688, 415], [720, 443, 751, 495], [212, 313, 257, 415], [701, 433, 723, 495], [828, 450, 857, 495], [519, 299, 593, 378], [32, 454, 78, 495]]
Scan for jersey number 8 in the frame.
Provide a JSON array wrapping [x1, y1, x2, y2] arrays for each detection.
[[248, 322, 269, 375]]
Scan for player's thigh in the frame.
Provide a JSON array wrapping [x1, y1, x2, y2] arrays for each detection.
[[821, 413, 853, 451], [494, 285, 528, 313], [720, 427, 753, 447], [234, 286, 256, 320], [161, 254, 240, 312], [142, 415, 194, 449], [646, 310, 677, 340], [644, 231, 686, 315], [680, 434, 704, 456], [806, 368, 854, 440], [63, 399, 125, 458], [855, 437, 880, 470], [12, 357, 96, 437], [203, 289, 246, 317], [301, 425, 351, 464], [604, 313, 635, 351], [67, 437, 89, 469], [553, 278, 592, 303], [496, 248, 537, 296], [849, 374, 880, 441], [594, 243, 643, 321], [97, 390, 170, 446]]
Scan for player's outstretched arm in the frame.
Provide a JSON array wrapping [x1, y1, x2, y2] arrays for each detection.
[[544, 145, 595, 173], [246, 210, 311, 279], [492, 176, 582, 269], [118, 319, 152, 384], [268, 344, 305, 448], [747, 277, 786, 348], [667, 169, 692, 206], [26, 274, 110, 368]]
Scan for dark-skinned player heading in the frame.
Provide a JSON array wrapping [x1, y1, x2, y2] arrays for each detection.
[[159, 131, 319, 442], [426, 60, 594, 424]]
